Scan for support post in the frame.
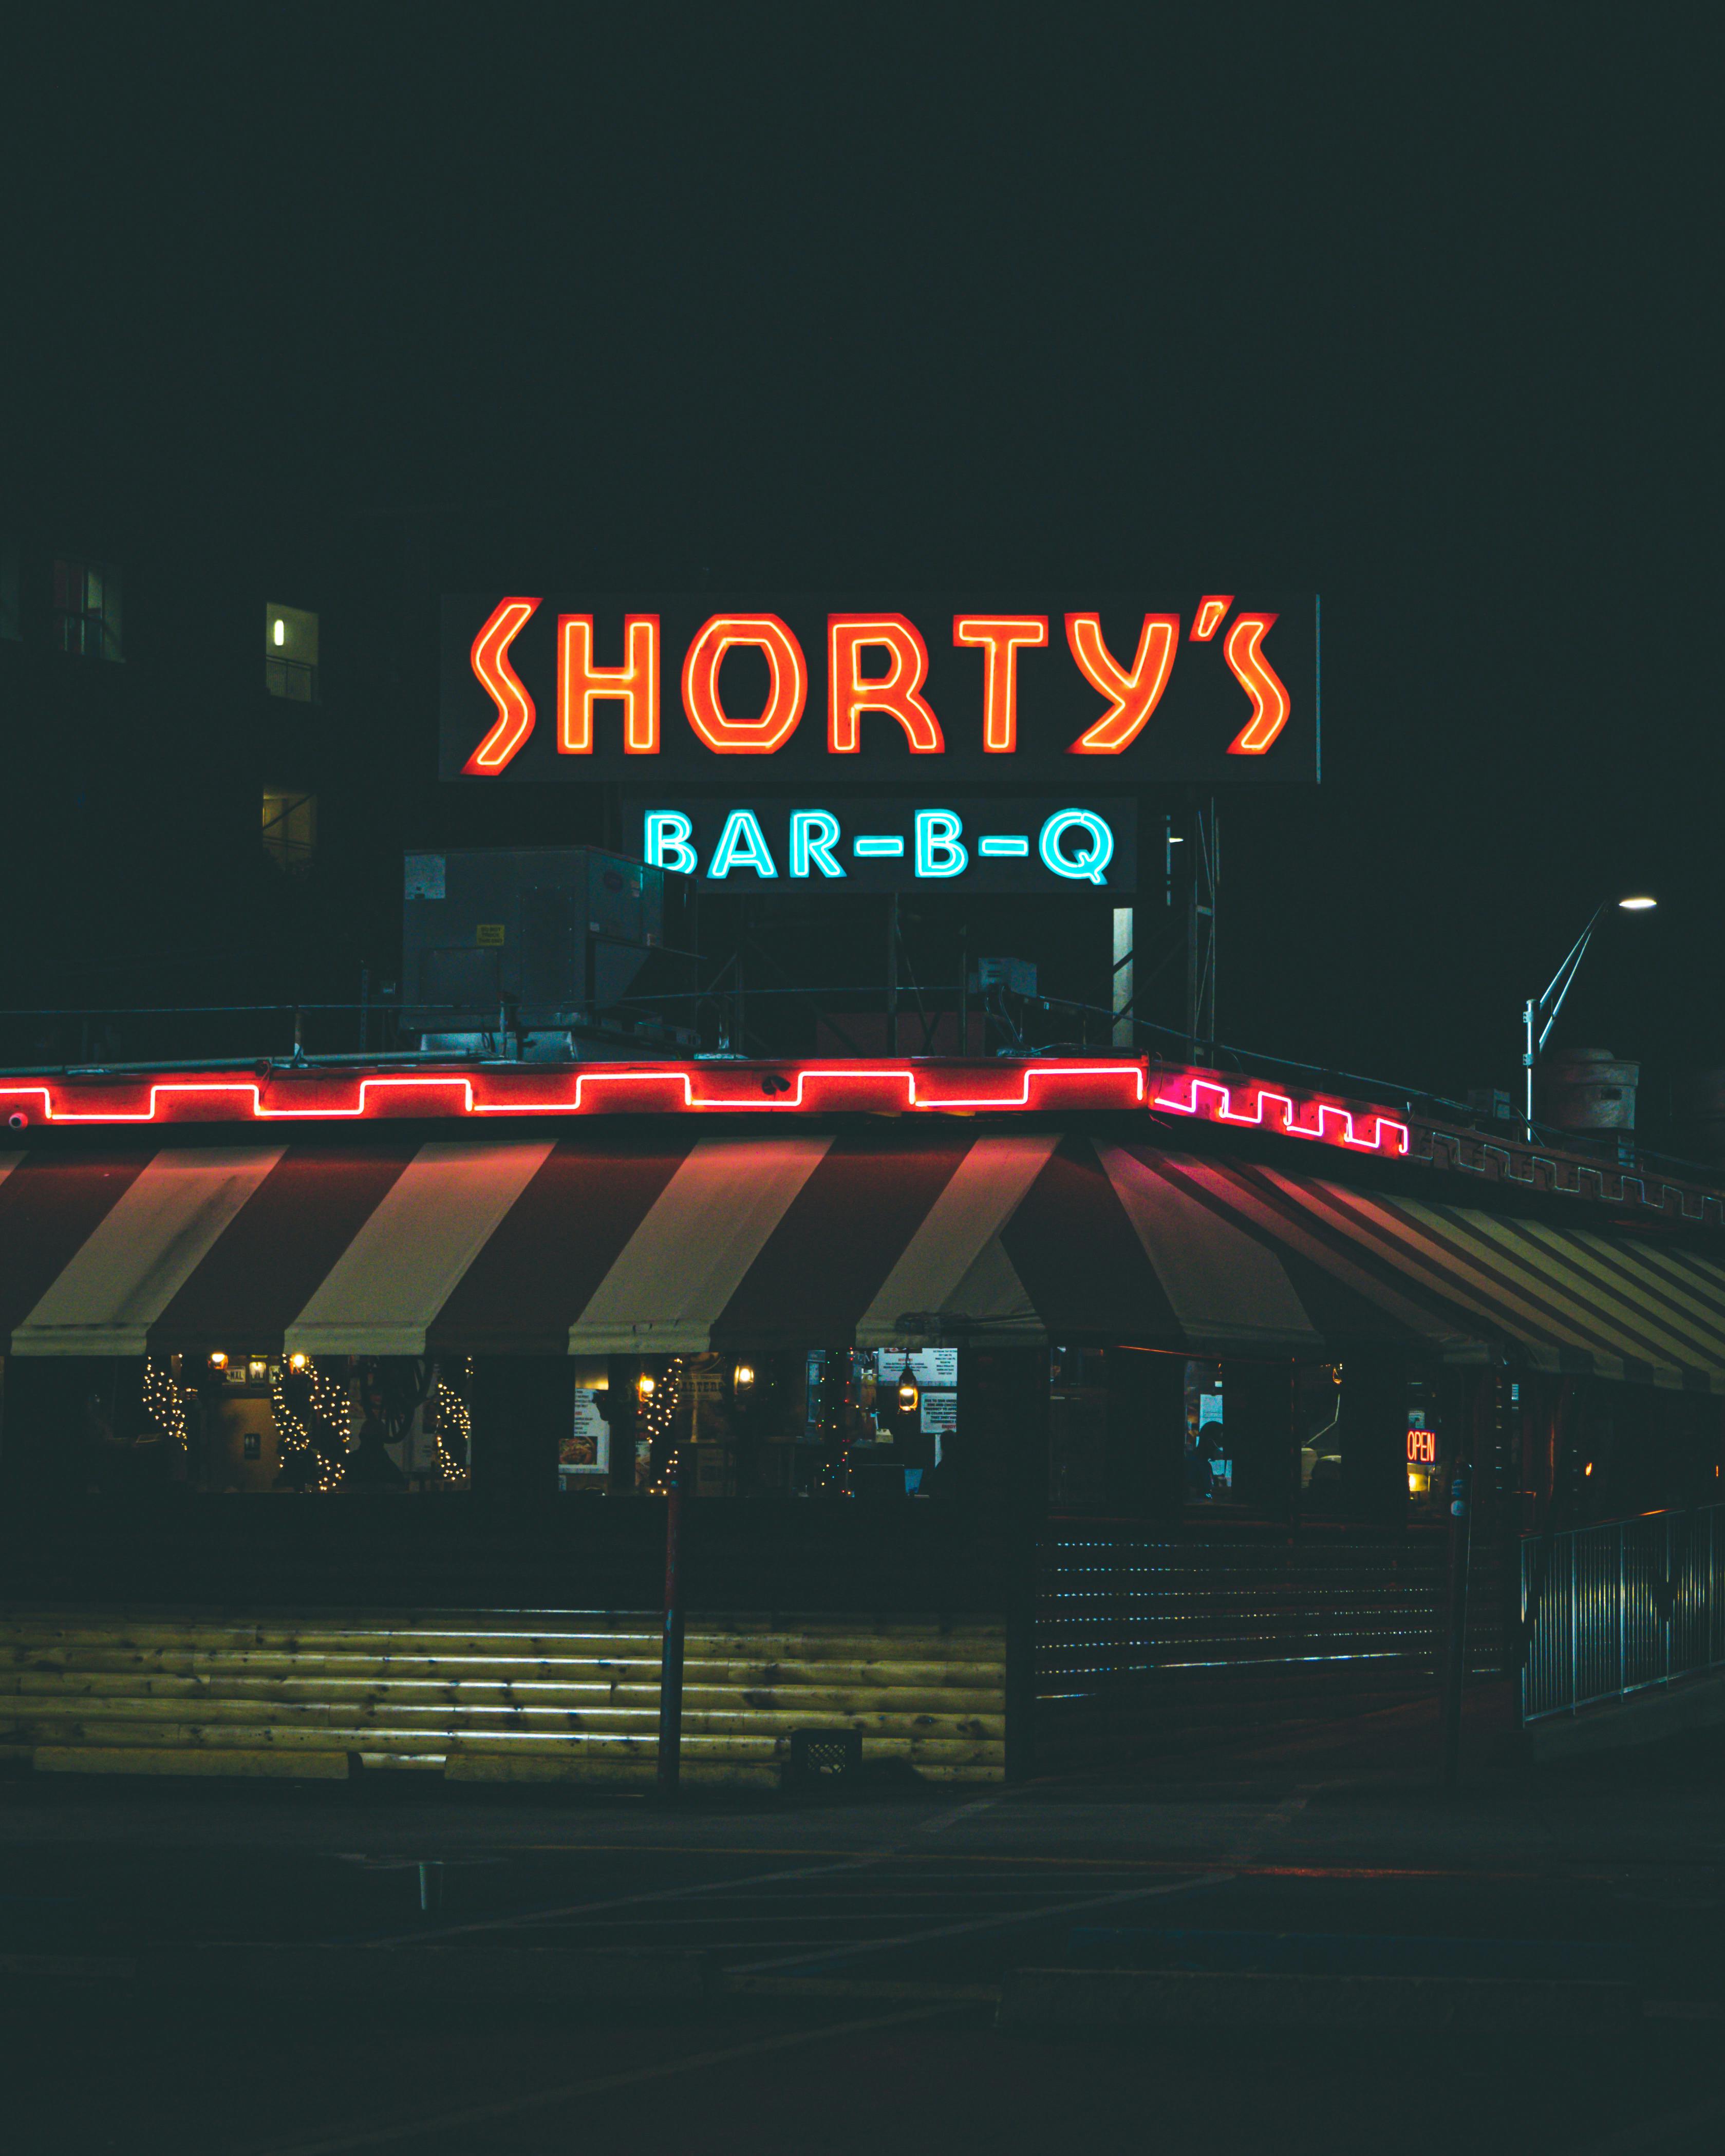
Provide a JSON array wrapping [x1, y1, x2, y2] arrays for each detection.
[[1186, 798, 1217, 1059], [1111, 906, 1134, 1048], [1439, 1406, 1475, 1789], [886, 893, 899, 1055], [657, 1446, 687, 1798]]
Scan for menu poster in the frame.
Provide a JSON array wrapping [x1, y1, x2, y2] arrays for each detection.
[[875, 1348, 959, 1389], [559, 1388, 611, 1477], [920, 1392, 958, 1435]]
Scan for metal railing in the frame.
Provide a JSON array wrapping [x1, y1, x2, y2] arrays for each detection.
[[1520, 1504, 1724, 1722]]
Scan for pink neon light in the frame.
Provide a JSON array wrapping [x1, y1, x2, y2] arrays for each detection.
[[1150, 1075, 1410, 1156], [0, 1062, 1410, 1158]]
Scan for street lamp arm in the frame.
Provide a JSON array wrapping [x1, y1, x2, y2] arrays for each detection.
[[1534, 900, 1606, 1052]]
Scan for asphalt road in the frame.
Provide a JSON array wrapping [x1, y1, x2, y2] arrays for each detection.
[[3, 1723, 1723, 2156]]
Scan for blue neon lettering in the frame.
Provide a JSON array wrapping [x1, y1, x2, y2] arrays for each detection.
[[790, 810, 845, 878], [708, 809, 779, 879], [644, 811, 697, 875], [852, 836, 905, 858], [1038, 809, 1114, 884], [977, 835, 1029, 858], [915, 810, 967, 878]]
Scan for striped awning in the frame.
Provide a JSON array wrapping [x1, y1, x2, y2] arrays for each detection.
[[1, 1132, 1722, 1387]]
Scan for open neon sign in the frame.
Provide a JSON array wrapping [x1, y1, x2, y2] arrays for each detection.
[[1, 1061, 1409, 1155]]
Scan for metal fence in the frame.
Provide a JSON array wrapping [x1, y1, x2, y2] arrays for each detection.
[[1037, 1528, 1502, 1695], [1520, 1505, 1724, 1723]]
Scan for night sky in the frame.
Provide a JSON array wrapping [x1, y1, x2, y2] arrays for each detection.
[[6, 8, 1720, 1128]]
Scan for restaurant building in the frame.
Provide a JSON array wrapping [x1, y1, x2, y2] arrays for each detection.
[[3, 1054, 1722, 1787]]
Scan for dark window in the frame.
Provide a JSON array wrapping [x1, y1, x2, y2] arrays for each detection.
[[51, 557, 122, 660], [1, 537, 18, 641], [261, 788, 317, 871]]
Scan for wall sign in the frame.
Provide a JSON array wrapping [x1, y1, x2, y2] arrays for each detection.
[[440, 595, 1318, 784], [633, 797, 1136, 891]]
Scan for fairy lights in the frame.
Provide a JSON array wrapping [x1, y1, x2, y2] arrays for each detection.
[[270, 1354, 351, 1493], [644, 1358, 687, 1496], [140, 1358, 188, 1451], [433, 1376, 472, 1487]]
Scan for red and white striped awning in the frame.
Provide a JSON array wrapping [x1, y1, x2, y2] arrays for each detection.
[[1, 1132, 1722, 1386]]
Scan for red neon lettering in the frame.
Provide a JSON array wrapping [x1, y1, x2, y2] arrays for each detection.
[[1224, 613, 1291, 754], [1065, 614, 1179, 754], [1191, 595, 1233, 642], [558, 615, 661, 755], [1407, 1428, 1436, 1464], [827, 616, 944, 754], [461, 597, 541, 774], [952, 616, 1047, 753], [681, 615, 808, 754]]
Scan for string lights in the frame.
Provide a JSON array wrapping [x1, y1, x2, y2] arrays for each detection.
[[433, 1376, 472, 1487], [644, 1358, 687, 1495], [270, 1355, 351, 1493], [140, 1358, 188, 1452]]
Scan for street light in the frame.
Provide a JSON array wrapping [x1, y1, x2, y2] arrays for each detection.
[[1523, 896, 1658, 1136]]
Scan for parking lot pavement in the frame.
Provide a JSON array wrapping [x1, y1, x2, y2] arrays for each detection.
[[3, 1730, 1724, 2156]]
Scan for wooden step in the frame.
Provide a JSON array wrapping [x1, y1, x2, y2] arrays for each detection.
[[8, 1719, 1002, 1766], [0, 1696, 1004, 1740], [0, 1673, 1005, 1717], [0, 1650, 1005, 1691], [0, 1621, 1004, 1663]]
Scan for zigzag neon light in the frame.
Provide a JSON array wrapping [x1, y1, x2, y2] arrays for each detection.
[[1151, 1075, 1409, 1155], [0, 1063, 1149, 1126], [0, 1061, 1407, 1156]]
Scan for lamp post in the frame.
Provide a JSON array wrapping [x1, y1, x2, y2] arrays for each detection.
[[1523, 896, 1657, 1138]]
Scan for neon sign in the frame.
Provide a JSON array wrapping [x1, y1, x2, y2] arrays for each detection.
[[0, 1060, 1410, 1155], [637, 798, 1133, 891], [441, 595, 1318, 784], [1407, 1428, 1437, 1465]]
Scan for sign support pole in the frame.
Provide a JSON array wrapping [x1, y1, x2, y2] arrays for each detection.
[[1187, 798, 1218, 1060], [657, 1445, 687, 1799], [1439, 1387, 1476, 1789], [886, 893, 899, 1056], [1112, 909, 1134, 1048]]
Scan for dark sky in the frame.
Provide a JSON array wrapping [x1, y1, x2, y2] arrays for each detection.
[[5, 6, 1720, 1120]]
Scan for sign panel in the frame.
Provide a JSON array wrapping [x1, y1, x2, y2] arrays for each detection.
[[560, 1388, 611, 1479], [873, 1349, 959, 1388], [440, 594, 1318, 784], [632, 796, 1135, 892]]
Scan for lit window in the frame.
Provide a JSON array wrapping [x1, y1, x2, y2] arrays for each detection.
[[265, 603, 320, 701], [1, 538, 18, 641], [52, 556, 122, 660], [262, 788, 318, 872]]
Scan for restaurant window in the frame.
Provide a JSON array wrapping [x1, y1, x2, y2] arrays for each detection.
[[266, 602, 320, 700], [572, 1348, 959, 1501], [1, 537, 19, 640], [1183, 1359, 1232, 1503], [262, 787, 317, 871], [1051, 1346, 1111, 1508], [51, 556, 123, 660], [141, 1352, 472, 1493], [1298, 1363, 1344, 1505]]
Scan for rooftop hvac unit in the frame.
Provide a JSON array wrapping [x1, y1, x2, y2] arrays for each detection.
[[400, 846, 696, 1056]]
